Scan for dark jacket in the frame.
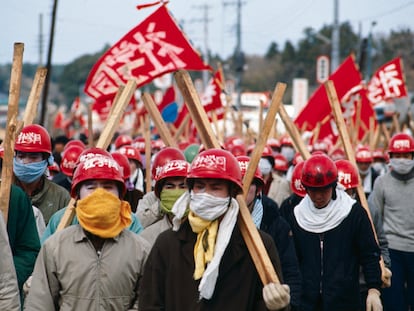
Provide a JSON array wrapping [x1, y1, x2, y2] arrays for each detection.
[[7, 185, 41, 292], [261, 195, 302, 310], [139, 219, 287, 311], [285, 202, 382, 311]]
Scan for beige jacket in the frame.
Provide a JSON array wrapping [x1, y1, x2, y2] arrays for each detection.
[[267, 173, 292, 206], [25, 225, 149, 310]]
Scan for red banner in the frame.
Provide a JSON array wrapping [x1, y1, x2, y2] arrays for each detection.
[[84, 5, 212, 100], [294, 55, 363, 142], [367, 57, 407, 105]]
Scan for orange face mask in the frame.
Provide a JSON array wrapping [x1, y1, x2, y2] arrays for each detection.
[[76, 188, 132, 238]]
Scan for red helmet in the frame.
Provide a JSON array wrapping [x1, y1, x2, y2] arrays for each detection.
[[280, 136, 293, 147], [114, 134, 132, 149], [151, 139, 166, 152], [246, 144, 255, 156], [301, 154, 338, 188], [236, 155, 264, 188], [329, 148, 346, 161], [71, 154, 125, 198], [274, 154, 288, 172], [77, 147, 112, 165], [118, 146, 142, 165], [261, 144, 275, 167], [64, 139, 86, 151], [111, 152, 131, 180], [292, 152, 304, 166], [60, 145, 84, 177], [312, 139, 329, 154], [225, 136, 247, 157], [15, 124, 52, 155], [336, 159, 359, 190], [132, 136, 146, 154], [154, 159, 190, 198], [355, 146, 373, 163], [267, 138, 280, 151], [388, 133, 414, 154], [188, 148, 243, 194], [48, 162, 60, 173], [372, 148, 388, 163], [290, 161, 306, 197], [151, 147, 185, 179]]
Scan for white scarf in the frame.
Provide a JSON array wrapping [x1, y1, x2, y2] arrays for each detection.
[[171, 191, 239, 300], [294, 188, 354, 233], [251, 198, 263, 228]]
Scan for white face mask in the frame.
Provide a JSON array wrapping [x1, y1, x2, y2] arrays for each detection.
[[281, 146, 295, 163], [259, 158, 272, 175], [189, 191, 230, 221], [390, 158, 414, 175]]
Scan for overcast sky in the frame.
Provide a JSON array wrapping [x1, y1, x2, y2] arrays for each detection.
[[2, 0, 414, 65]]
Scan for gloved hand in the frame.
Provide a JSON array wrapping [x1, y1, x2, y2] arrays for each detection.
[[23, 275, 33, 296], [381, 267, 392, 288], [262, 283, 290, 310], [366, 288, 382, 311]]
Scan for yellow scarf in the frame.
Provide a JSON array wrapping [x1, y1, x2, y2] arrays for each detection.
[[188, 211, 219, 280], [76, 188, 132, 238]]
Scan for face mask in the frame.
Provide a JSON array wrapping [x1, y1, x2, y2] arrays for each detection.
[[160, 189, 187, 215], [281, 146, 295, 163], [372, 162, 386, 174], [189, 191, 230, 221], [358, 167, 370, 175], [259, 158, 272, 175], [13, 158, 47, 183], [390, 158, 414, 175], [76, 188, 132, 238]]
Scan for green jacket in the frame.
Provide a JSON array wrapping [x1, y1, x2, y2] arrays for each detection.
[[7, 185, 40, 291]]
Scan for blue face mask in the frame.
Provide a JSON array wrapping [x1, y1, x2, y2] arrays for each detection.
[[13, 158, 48, 183]]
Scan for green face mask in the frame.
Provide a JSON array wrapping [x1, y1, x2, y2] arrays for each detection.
[[160, 189, 187, 215]]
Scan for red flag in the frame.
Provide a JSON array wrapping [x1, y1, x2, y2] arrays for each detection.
[[294, 55, 362, 141], [84, 5, 212, 100], [201, 71, 224, 113], [367, 57, 408, 105]]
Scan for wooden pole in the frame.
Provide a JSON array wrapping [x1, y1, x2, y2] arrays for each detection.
[[174, 70, 281, 285], [325, 80, 387, 281], [0, 43, 24, 224], [57, 80, 137, 231], [144, 115, 152, 194], [23, 67, 47, 126], [87, 105, 94, 147], [141, 93, 178, 148]]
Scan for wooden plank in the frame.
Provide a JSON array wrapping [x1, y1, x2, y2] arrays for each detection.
[[174, 69, 280, 285], [57, 80, 137, 231], [23, 67, 47, 126], [141, 93, 178, 148], [325, 80, 387, 282], [0, 43, 24, 224], [278, 103, 311, 160]]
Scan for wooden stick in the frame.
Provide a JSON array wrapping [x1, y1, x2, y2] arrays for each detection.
[[173, 114, 190, 142], [23, 67, 47, 126], [278, 103, 311, 160], [174, 69, 280, 285], [141, 93, 178, 148], [144, 115, 152, 194], [325, 80, 387, 281], [57, 80, 137, 231], [0, 43, 24, 224], [87, 105, 94, 147], [353, 98, 362, 145], [243, 83, 286, 195]]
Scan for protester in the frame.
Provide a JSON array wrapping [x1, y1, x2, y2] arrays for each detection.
[[52, 144, 84, 192], [136, 147, 186, 228], [25, 153, 149, 310], [139, 148, 290, 310], [237, 155, 302, 310], [261, 145, 291, 206], [0, 212, 21, 311], [41, 148, 143, 243], [369, 132, 414, 311], [13, 124, 71, 224], [355, 146, 379, 198], [284, 154, 382, 310], [336, 159, 392, 310], [139, 159, 189, 251], [118, 145, 145, 193]]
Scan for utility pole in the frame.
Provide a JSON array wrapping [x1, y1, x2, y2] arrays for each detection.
[[223, 0, 245, 109], [331, 0, 340, 73], [38, 13, 44, 66], [40, 0, 59, 126], [365, 21, 377, 80], [192, 4, 212, 90]]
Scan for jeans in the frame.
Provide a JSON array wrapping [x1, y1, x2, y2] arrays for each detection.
[[382, 248, 414, 311]]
